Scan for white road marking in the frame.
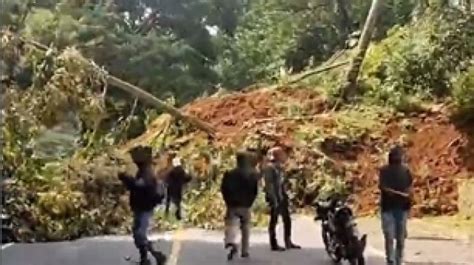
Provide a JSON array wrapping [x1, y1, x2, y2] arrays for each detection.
[[1, 243, 14, 250], [168, 229, 185, 265]]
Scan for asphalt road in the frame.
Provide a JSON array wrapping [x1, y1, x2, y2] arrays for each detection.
[[1, 216, 386, 265], [1, 216, 471, 265]]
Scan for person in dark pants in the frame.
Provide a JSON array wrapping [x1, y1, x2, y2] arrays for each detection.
[[221, 151, 259, 260], [263, 147, 301, 251], [164, 154, 192, 220], [119, 146, 167, 265], [379, 146, 413, 265]]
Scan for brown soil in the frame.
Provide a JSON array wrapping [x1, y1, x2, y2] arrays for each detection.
[[145, 87, 474, 217], [183, 87, 326, 147], [349, 114, 473, 217]]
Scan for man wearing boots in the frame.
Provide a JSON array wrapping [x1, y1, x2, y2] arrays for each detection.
[[119, 146, 167, 265], [263, 147, 301, 251], [221, 151, 259, 260]]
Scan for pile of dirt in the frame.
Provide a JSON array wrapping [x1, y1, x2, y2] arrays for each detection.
[[133, 87, 474, 217], [349, 114, 474, 217], [183, 87, 328, 146]]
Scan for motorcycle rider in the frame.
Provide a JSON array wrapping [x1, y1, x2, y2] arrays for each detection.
[[263, 146, 301, 251], [221, 151, 259, 260], [379, 146, 413, 265], [118, 145, 167, 265]]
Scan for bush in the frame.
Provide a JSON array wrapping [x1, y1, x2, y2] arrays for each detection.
[[362, 10, 474, 106], [453, 66, 474, 118]]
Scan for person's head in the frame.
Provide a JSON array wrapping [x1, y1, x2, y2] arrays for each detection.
[[236, 151, 251, 169], [388, 146, 404, 165], [129, 145, 153, 168], [267, 146, 287, 164], [247, 148, 264, 166]]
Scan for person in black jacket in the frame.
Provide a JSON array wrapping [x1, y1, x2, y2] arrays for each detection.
[[221, 151, 259, 260], [119, 146, 167, 265], [379, 146, 413, 265], [164, 153, 192, 220]]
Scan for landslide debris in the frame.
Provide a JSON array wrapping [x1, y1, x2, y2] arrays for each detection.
[[131, 86, 474, 219]]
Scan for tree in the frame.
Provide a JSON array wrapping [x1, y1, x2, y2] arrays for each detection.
[[340, 0, 385, 100]]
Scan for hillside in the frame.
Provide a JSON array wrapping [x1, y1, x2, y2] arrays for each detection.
[[2, 5, 473, 243], [128, 85, 474, 218]]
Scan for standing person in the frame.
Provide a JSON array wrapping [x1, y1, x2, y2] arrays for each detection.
[[263, 147, 301, 251], [379, 146, 413, 265], [221, 151, 259, 260], [164, 152, 192, 220], [118, 146, 167, 265]]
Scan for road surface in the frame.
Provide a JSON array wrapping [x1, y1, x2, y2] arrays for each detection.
[[1, 216, 472, 265]]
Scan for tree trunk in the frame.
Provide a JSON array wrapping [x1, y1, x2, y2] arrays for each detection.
[[106, 76, 216, 136], [339, 0, 384, 101]]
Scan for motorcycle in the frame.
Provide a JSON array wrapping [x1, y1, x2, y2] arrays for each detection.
[[315, 197, 367, 265]]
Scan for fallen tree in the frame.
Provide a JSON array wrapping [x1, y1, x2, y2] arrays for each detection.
[[9, 31, 217, 136]]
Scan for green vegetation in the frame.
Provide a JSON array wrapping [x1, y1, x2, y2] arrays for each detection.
[[1, 0, 473, 241]]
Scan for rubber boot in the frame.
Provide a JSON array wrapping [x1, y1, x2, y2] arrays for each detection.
[[285, 238, 301, 249], [270, 237, 285, 251], [139, 247, 151, 265], [147, 242, 167, 265], [225, 243, 238, 261]]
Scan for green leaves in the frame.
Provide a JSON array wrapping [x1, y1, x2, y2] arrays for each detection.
[[453, 65, 474, 118], [362, 9, 474, 112]]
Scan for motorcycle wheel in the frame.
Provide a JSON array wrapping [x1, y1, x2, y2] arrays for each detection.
[[321, 226, 341, 263], [349, 256, 365, 265]]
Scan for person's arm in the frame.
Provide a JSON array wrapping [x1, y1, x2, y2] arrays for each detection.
[[250, 173, 259, 202], [181, 167, 192, 183], [118, 172, 136, 190], [383, 188, 409, 198], [406, 168, 414, 199], [263, 167, 278, 206], [378, 168, 386, 191], [221, 171, 231, 204], [379, 167, 411, 197]]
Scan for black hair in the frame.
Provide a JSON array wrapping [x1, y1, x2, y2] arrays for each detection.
[[388, 146, 403, 165]]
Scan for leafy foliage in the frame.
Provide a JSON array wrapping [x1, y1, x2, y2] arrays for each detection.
[[2, 0, 474, 243], [362, 9, 474, 110], [453, 65, 474, 118]]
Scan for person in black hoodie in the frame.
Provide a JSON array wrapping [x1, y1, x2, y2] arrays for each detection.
[[164, 153, 192, 220], [221, 151, 259, 260], [379, 146, 413, 265], [119, 146, 167, 265]]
